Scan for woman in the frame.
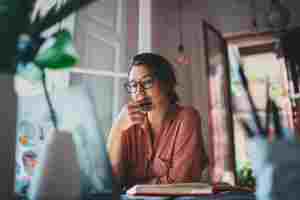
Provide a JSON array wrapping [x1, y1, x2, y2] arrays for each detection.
[[107, 53, 207, 189]]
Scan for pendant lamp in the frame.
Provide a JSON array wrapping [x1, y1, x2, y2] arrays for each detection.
[[175, 0, 191, 65]]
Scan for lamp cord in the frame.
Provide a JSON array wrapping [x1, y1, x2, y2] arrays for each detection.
[[39, 0, 65, 131], [178, 0, 183, 45], [41, 70, 58, 131], [250, 0, 258, 31]]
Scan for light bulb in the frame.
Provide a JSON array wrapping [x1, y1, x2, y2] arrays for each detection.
[[175, 44, 191, 65]]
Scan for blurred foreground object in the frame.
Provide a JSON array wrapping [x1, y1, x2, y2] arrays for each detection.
[[0, 0, 96, 74], [248, 138, 300, 200], [239, 66, 300, 200], [28, 130, 81, 200]]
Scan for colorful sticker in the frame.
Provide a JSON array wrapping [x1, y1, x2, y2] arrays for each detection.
[[22, 151, 38, 177], [18, 121, 36, 147]]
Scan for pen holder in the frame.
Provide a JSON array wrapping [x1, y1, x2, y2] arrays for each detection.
[[28, 130, 81, 200], [248, 137, 300, 200]]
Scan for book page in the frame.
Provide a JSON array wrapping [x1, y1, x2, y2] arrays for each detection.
[[126, 182, 213, 196]]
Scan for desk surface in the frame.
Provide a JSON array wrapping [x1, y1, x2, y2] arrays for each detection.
[[15, 191, 255, 200], [86, 191, 255, 200]]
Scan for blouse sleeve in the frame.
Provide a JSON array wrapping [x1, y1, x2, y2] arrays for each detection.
[[158, 107, 207, 183], [110, 129, 129, 187]]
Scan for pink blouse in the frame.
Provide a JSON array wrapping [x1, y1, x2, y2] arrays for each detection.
[[113, 104, 207, 189]]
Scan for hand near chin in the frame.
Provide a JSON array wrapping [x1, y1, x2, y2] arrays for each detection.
[[114, 101, 147, 133]]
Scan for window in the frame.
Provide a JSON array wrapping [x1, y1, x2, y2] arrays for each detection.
[[69, 0, 132, 140]]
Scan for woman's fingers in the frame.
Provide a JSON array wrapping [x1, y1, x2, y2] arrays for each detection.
[[128, 104, 140, 113], [129, 114, 145, 124], [128, 110, 146, 124], [122, 101, 147, 127]]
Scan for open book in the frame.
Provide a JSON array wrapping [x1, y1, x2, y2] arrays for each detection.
[[126, 182, 253, 196]]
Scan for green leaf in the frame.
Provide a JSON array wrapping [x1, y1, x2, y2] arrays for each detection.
[[29, 0, 97, 35]]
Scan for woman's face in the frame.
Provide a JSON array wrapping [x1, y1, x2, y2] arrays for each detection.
[[128, 64, 168, 107]]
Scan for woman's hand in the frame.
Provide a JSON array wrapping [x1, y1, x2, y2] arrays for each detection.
[[107, 100, 148, 182], [113, 101, 147, 133]]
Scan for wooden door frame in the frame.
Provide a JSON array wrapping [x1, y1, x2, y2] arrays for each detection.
[[202, 20, 237, 185]]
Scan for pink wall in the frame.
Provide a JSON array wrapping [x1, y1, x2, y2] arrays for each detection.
[[152, 0, 210, 106]]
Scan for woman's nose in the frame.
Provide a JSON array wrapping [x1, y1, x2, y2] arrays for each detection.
[[136, 83, 146, 94]]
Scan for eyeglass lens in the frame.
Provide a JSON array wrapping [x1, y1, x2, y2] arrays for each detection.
[[125, 75, 154, 94]]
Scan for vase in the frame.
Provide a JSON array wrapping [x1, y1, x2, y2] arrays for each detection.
[[248, 137, 300, 200]]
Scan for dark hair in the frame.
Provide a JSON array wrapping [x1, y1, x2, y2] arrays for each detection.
[[281, 27, 300, 66], [129, 53, 179, 104]]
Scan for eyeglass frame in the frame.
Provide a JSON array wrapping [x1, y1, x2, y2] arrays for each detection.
[[124, 74, 156, 94]]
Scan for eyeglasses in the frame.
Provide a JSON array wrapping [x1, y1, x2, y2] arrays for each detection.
[[124, 75, 155, 94]]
